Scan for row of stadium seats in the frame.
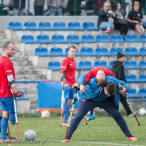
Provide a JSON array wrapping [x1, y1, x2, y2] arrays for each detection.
[[47, 60, 146, 70], [127, 88, 146, 98], [9, 21, 146, 31], [35, 47, 146, 56], [21, 34, 146, 44]]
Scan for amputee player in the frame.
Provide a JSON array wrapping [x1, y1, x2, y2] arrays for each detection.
[[61, 73, 138, 142], [81, 67, 115, 120], [60, 46, 76, 126], [0, 42, 22, 143]]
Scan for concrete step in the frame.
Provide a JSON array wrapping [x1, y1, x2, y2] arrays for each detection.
[[13, 60, 31, 66], [16, 74, 44, 80], [11, 56, 29, 61], [30, 104, 37, 109], [30, 109, 38, 113]]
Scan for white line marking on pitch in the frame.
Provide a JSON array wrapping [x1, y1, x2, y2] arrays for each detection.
[[47, 139, 146, 146]]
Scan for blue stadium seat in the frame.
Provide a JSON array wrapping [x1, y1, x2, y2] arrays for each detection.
[[21, 35, 35, 43], [125, 47, 139, 56], [139, 34, 146, 42], [66, 35, 80, 43], [35, 47, 49, 56], [80, 47, 94, 56], [127, 88, 140, 98], [78, 61, 92, 70], [109, 61, 114, 69], [125, 34, 139, 42], [125, 74, 138, 82], [38, 22, 52, 30], [50, 47, 64, 56], [111, 34, 124, 43], [52, 35, 65, 43], [94, 61, 108, 68], [65, 48, 80, 56], [36, 35, 50, 43], [139, 74, 146, 82], [96, 35, 109, 43], [139, 47, 146, 55], [83, 22, 97, 30], [81, 34, 95, 43], [95, 47, 109, 56], [139, 60, 146, 69], [124, 60, 138, 69], [48, 61, 61, 71], [110, 47, 123, 56], [68, 22, 82, 30], [9, 22, 23, 30], [24, 22, 37, 30], [53, 22, 66, 30], [139, 88, 146, 97]]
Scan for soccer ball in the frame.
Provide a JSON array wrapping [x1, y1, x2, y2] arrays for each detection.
[[24, 130, 36, 141], [41, 110, 50, 118], [138, 108, 146, 116]]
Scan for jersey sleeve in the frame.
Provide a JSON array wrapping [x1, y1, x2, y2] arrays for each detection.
[[106, 70, 115, 78], [3, 61, 13, 75], [85, 70, 95, 84], [60, 58, 68, 73]]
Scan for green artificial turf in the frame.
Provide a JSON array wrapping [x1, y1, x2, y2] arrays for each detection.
[[7, 113, 146, 146]]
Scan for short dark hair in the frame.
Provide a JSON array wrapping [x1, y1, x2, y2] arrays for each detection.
[[97, 79, 107, 87], [3, 41, 15, 51], [105, 83, 116, 96], [68, 45, 76, 51]]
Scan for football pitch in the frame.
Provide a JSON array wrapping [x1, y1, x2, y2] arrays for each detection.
[[9, 113, 146, 146]]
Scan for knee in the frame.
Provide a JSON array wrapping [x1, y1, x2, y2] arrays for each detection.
[[111, 111, 121, 119], [11, 120, 15, 125], [9, 112, 15, 125]]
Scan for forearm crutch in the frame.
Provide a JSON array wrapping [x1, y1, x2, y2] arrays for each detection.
[[126, 98, 141, 126], [60, 86, 64, 127], [9, 87, 20, 141], [65, 87, 79, 138], [7, 125, 11, 139]]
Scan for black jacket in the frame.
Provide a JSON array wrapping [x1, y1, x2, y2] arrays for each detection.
[[98, 8, 108, 27], [112, 61, 127, 82]]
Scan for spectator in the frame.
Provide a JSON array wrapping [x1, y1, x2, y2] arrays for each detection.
[[98, 1, 115, 40], [13, 0, 26, 16], [132, 0, 145, 13], [68, 0, 82, 16], [127, 2, 144, 34], [34, 0, 45, 16], [113, 2, 128, 40], [47, 0, 65, 16], [112, 52, 133, 117]]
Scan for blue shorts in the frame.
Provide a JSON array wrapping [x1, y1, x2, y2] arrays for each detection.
[[64, 88, 75, 99], [0, 97, 15, 125]]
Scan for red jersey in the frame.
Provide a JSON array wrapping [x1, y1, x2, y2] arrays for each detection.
[[60, 56, 76, 87], [0, 56, 15, 98], [85, 67, 115, 84]]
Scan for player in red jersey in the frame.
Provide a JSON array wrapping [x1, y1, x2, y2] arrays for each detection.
[[60, 46, 76, 126], [0, 42, 22, 143], [79, 67, 115, 121]]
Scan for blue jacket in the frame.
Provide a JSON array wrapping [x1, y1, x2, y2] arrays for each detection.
[[77, 74, 129, 109]]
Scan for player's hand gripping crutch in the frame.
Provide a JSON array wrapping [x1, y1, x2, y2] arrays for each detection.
[[65, 87, 79, 138], [9, 84, 22, 142]]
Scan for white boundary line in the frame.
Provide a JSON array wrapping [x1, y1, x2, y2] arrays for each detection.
[[47, 139, 146, 146]]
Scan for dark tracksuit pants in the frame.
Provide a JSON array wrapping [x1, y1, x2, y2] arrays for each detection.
[[66, 98, 132, 139]]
